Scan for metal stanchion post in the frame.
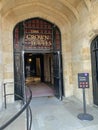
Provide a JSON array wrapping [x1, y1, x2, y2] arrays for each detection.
[[77, 73, 94, 121], [4, 83, 7, 109], [77, 88, 93, 121]]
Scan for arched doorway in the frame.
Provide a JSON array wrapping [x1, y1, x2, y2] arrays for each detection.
[[91, 36, 98, 105], [13, 17, 64, 100]]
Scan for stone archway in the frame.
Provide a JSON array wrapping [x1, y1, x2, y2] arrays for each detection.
[[13, 17, 64, 100], [1, 0, 74, 104]]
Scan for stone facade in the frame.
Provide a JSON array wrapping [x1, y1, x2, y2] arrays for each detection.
[[0, 0, 98, 109]]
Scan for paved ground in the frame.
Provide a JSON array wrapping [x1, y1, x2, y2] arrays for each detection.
[[28, 82, 54, 97], [0, 101, 26, 130], [1, 96, 98, 130], [30, 96, 98, 130]]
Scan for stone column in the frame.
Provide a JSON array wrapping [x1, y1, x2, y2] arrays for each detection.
[[0, 13, 3, 109]]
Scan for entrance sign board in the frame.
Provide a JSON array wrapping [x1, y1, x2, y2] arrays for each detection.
[[14, 18, 61, 50], [78, 73, 89, 88], [77, 73, 93, 121]]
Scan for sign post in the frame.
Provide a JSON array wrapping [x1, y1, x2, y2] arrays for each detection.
[[77, 73, 93, 121]]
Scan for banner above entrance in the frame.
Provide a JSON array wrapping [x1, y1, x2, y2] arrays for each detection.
[[13, 18, 61, 51], [24, 30, 52, 49]]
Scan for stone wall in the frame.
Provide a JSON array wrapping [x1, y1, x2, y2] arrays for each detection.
[[0, 0, 71, 108], [71, 1, 98, 104], [0, 12, 3, 109], [1, 0, 98, 108]]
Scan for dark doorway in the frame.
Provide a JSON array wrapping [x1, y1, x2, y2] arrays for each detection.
[[91, 36, 98, 105], [24, 53, 55, 97], [13, 17, 64, 100], [24, 53, 44, 82]]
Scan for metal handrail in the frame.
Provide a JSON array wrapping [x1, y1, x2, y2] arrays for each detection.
[[0, 82, 32, 130]]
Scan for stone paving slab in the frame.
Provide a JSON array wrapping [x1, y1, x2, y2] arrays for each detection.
[[4, 112, 26, 130], [0, 96, 98, 130], [30, 96, 98, 130], [0, 101, 26, 130]]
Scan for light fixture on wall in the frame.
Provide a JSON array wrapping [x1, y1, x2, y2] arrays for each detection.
[[28, 58, 32, 62]]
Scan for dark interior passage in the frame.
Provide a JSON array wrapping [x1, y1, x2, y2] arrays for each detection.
[[24, 53, 55, 97], [25, 53, 44, 82]]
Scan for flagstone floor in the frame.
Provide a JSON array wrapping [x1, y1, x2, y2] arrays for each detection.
[[26, 77, 54, 97], [1, 96, 98, 130]]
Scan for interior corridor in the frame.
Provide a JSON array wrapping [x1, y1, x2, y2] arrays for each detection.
[[25, 52, 55, 98], [26, 77, 54, 98]]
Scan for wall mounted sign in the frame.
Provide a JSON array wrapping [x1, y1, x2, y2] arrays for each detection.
[[13, 18, 61, 51], [24, 19, 53, 50], [24, 30, 52, 49]]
